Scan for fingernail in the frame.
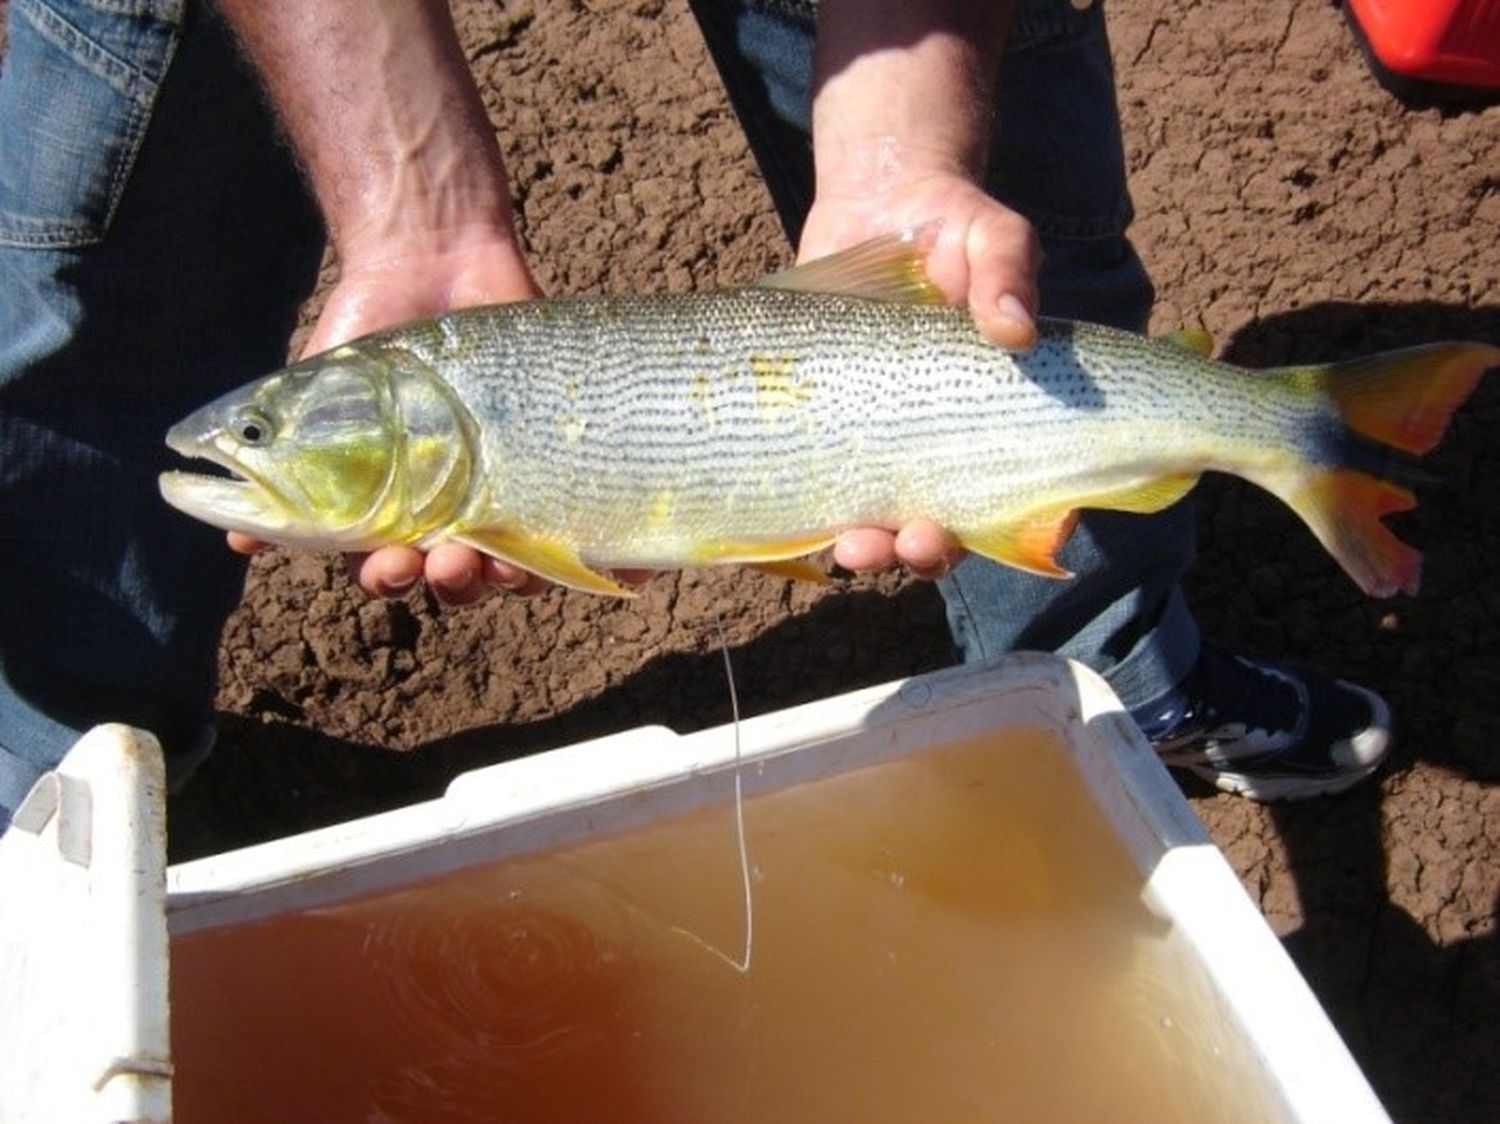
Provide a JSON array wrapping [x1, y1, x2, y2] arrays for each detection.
[[916, 558, 952, 581], [382, 575, 418, 595], [435, 583, 486, 607], [496, 571, 535, 594], [997, 293, 1034, 327]]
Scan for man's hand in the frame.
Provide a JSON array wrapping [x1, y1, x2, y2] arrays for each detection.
[[301, 233, 541, 358], [810, 0, 1034, 579], [803, 179, 1040, 579], [215, 0, 552, 604], [798, 174, 1041, 352], [311, 234, 553, 602]]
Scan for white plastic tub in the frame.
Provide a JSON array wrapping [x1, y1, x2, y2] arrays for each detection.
[[1, 654, 1389, 1122]]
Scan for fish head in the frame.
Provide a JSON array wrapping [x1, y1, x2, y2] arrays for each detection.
[[159, 343, 475, 550]]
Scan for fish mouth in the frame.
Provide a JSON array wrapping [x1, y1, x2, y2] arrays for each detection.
[[158, 425, 291, 538], [158, 469, 290, 537]]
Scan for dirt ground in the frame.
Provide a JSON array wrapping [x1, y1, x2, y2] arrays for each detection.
[[155, 2, 1497, 1121]]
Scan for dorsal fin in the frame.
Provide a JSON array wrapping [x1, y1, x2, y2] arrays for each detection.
[[754, 223, 947, 305], [1165, 328, 1215, 357]]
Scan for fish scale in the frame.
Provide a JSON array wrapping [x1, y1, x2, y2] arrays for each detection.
[[159, 230, 1498, 598], [398, 292, 1290, 558]]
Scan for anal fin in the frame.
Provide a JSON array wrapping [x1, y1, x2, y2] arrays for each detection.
[[1080, 473, 1201, 515], [958, 510, 1079, 578], [957, 475, 1200, 579]]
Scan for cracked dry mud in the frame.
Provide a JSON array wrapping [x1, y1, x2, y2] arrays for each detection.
[[157, 3, 1496, 1121]]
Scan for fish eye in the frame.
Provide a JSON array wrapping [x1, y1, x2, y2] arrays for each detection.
[[231, 410, 275, 446]]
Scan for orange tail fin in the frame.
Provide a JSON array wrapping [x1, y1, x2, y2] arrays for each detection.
[[1267, 341, 1497, 597], [1308, 341, 1500, 455], [1282, 471, 1420, 597]]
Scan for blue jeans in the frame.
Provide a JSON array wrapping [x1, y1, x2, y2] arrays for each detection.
[[692, 0, 1202, 706], [0, 0, 324, 819]]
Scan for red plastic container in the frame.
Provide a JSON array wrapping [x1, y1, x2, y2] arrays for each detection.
[[1345, 0, 1500, 93]]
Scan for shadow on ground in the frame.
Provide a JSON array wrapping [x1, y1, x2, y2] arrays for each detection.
[[170, 582, 955, 859], [1199, 301, 1500, 1120]]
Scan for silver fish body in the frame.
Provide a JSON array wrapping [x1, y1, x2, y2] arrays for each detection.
[[399, 293, 1306, 556], [161, 233, 1498, 597]]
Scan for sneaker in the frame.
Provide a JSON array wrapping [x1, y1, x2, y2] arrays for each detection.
[[1132, 644, 1393, 802]]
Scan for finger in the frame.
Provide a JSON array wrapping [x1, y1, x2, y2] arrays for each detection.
[[833, 527, 900, 573], [353, 545, 425, 598], [976, 294, 1040, 351], [424, 542, 493, 606], [479, 555, 552, 598], [966, 212, 1042, 351], [227, 531, 269, 556], [893, 519, 964, 581]]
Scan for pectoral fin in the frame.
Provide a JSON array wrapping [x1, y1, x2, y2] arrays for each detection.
[[452, 528, 638, 598], [958, 511, 1080, 578]]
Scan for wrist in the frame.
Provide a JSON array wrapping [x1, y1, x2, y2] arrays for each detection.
[[811, 135, 977, 204], [811, 2, 1014, 197], [332, 165, 522, 275], [218, 0, 519, 270], [311, 50, 517, 267]]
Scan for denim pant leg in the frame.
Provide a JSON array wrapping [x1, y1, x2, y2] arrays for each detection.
[[0, 0, 324, 820], [689, 0, 1200, 713]]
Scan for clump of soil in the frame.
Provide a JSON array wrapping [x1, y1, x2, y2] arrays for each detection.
[[166, 3, 1498, 1121]]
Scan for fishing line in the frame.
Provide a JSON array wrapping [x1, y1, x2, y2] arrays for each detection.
[[715, 609, 755, 975], [666, 610, 754, 975]]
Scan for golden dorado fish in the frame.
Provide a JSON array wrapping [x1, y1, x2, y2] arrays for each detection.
[[160, 231, 1498, 598]]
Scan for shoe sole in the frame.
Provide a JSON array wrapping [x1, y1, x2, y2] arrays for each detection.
[[1188, 758, 1384, 802]]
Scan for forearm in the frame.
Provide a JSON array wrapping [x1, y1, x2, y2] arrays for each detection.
[[214, 0, 517, 267], [812, 1, 1018, 195]]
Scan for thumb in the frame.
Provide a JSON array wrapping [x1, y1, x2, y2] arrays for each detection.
[[962, 210, 1042, 351]]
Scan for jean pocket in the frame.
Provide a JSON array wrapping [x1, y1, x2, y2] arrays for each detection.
[[0, 0, 182, 248]]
